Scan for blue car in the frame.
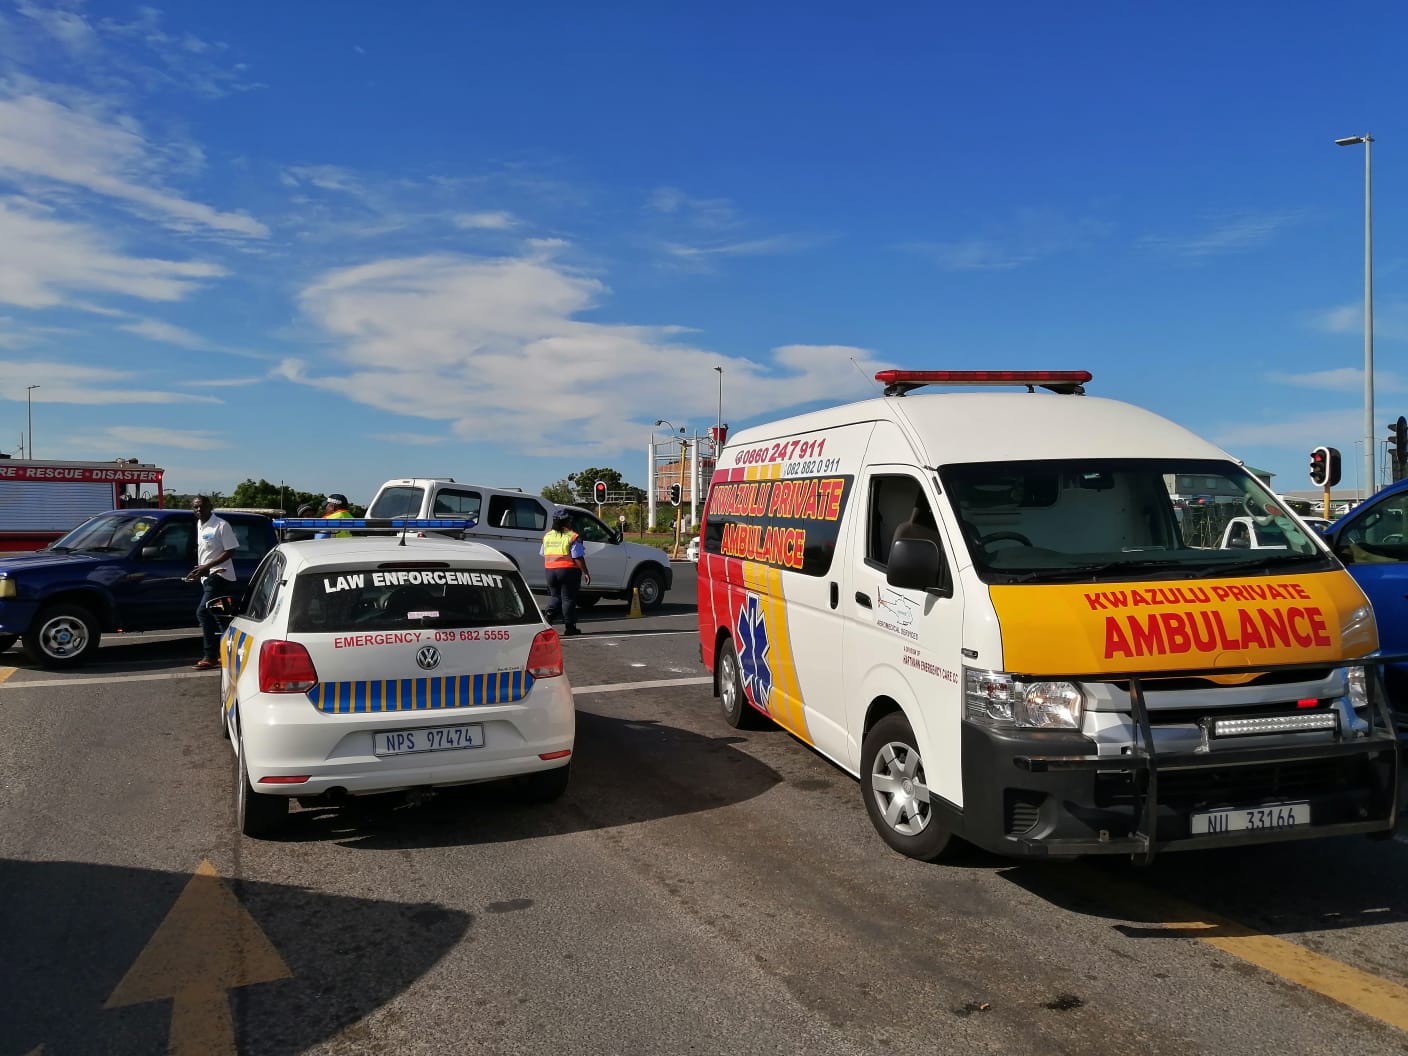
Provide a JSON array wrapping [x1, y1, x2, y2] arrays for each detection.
[[1324, 481, 1408, 708], [0, 508, 276, 667]]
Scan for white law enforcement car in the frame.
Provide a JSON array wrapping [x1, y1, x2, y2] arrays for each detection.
[[212, 519, 575, 837]]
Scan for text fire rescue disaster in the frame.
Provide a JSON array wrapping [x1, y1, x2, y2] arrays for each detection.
[[696, 369, 1400, 862]]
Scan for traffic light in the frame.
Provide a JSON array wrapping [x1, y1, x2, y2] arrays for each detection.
[[1309, 446, 1329, 486], [593, 480, 607, 504], [669, 483, 682, 506], [1390, 416, 1407, 467]]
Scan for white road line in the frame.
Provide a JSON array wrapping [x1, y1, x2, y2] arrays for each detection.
[[0, 669, 217, 688], [572, 676, 711, 695]]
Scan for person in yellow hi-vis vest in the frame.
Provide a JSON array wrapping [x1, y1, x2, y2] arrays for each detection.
[[315, 493, 354, 539], [541, 508, 591, 636]]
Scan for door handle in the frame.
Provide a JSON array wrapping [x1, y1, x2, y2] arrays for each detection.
[[829, 582, 839, 609], [855, 591, 872, 608]]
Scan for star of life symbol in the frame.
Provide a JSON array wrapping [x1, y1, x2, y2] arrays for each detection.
[[735, 592, 773, 712]]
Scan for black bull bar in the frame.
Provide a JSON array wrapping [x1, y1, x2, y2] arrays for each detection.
[[1008, 654, 1405, 863]]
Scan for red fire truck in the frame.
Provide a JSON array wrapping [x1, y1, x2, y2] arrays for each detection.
[[0, 458, 165, 551]]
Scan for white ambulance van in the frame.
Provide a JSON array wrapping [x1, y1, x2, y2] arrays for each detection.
[[696, 370, 1399, 862]]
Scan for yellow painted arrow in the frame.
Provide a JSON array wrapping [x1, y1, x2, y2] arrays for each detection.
[[105, 860, 291, 1056]]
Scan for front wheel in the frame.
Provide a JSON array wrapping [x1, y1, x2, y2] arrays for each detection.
[[630, 568, 667, 611], [23, 604, 100, 668], [860, 712, 956, 861], [236, 719, 288, 838]]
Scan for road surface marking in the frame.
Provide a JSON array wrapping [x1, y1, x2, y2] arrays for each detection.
[[1077, 865, 1408, 1032], [0, 670, 217, 689], [573, 675, 712, 695], [0, 666, 16, 684], [106, 860, 291, 1056]]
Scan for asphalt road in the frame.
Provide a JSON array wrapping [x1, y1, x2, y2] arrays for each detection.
[[4, 561, 1408, 1055]]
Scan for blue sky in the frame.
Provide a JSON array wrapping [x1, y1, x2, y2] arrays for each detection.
[[0, 1, 1404, 503]]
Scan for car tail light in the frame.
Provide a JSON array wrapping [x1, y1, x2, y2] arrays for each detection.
[[527, 628, 563, 678], [259, 640, 318, 693]]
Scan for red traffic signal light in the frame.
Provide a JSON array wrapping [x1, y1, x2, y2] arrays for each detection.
[[1309, 446, 1342, 488], [593, 480, 607, 504], [669, 483, 682, 506], [1309, 447, 1328, 486]]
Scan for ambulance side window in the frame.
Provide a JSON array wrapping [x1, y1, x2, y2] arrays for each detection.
[[868, 476, 942, 567], [244, 553, 285, 622]]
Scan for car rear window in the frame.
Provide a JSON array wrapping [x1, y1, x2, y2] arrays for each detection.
[[288, 564, 539, 632], [368, 486, 425, 519]]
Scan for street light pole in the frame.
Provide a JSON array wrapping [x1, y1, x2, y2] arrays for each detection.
[[26, 384, 39, 460], [714, 366, 723, 440], [1337, 133, 1375, 497]]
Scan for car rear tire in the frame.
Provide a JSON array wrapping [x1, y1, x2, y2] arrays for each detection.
[[520, 762, 570, 803], [718, 639, 765, 729], [630, 568, 667, 611], [23, 603, 100, 668], [860, 712, 956, 862], [236, 719, 288, 838]]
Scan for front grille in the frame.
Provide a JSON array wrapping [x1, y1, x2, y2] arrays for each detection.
[[1095, 757, 1365, 810]]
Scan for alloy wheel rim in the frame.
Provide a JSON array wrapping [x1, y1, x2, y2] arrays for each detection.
[[869, 740, 931, 836]]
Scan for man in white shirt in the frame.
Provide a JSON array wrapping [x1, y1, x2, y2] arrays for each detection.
[[187, 495, 239, 670]]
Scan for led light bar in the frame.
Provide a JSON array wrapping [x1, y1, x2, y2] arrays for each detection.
[[1211, 713, 1337, 738], [874, 370, 1092, 397]]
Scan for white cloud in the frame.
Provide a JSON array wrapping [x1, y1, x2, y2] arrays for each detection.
[[288, 252, 884, 456], [0, 92, 267, 236], [0, 358, 222, 404], [17, 1, 99, 56], [1213, 408, 1365, 449], [370, 432, 446, 445], [904, 209, 1110, 271], [281, 164, 362, 195], [647, 187, 739, 229], [454, 210, 518, 230], [1137, 211, 1297, 259], [94, 424, 225, 450], [178, 376, 262, 388], [118, 318, 213, 349], [1268, 366, 1406, 394], [662, 234, 827, 260], [0, 199, 224, 307]]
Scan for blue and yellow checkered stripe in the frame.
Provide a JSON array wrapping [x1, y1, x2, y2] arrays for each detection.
[[221, 627, 255, 714], [307, 671, 535, 714]]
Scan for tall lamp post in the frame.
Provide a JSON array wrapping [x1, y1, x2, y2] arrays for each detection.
[[714, 366, 723, 440], [1336, 133, 1374, 498], [26, 384, 39, 460]]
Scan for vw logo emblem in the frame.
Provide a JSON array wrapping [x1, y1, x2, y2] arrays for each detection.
[[416, 646, 441, 670]]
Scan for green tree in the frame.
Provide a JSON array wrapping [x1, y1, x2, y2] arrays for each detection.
[[565, 467, 645, 503], [228, 478, 326, 512], [541, 479, 576, 504]]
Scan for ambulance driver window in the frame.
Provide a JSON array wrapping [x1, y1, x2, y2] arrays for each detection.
[[867, 476, 942, 567]]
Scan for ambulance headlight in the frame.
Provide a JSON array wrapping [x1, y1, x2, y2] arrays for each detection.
[[964, 669, 1084, 730]]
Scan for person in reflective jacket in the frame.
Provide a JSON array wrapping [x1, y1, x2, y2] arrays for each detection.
[[315, 493, 354, 539], [541, 508, 591, 636]]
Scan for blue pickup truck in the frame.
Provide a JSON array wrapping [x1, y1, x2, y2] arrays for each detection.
[[0, 508, 277, 667]]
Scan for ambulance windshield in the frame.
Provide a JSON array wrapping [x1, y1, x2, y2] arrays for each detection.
[[941, 458, 1334, 584]]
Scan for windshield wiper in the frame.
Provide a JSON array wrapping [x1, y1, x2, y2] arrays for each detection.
[[42, 545, 72, 553]]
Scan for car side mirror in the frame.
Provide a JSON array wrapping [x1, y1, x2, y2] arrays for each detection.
[[204, 594, 242, 617], [887, 538, 951, 596], [141, 546, 159, 559]]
